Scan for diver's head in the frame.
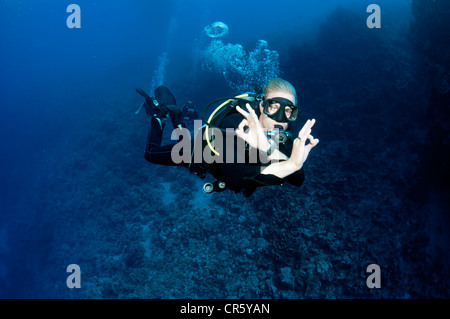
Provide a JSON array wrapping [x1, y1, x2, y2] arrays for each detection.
[[259, 78, 299, 131]]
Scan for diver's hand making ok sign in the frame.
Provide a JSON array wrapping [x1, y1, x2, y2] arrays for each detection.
[[288, 119, 319, 170], [235, 103, 270, 151]]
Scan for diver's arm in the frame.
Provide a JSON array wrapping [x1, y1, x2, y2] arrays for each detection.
[[260, 159, 299, 178], [261, 119, 319, 178], [267, 148, 288, 161], [241, 166, 304, 196], [259, 150, 296, 178]]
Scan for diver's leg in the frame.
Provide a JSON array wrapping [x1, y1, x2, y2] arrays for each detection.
[[144, 116, 190, 168], [136, 88, 169, 117], [136, 88, 154, 107], [145, 116, 164, 149], [169, 108, 185, 129]]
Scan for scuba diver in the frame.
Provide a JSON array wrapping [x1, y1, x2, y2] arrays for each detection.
[[136, 78, 319, 196]]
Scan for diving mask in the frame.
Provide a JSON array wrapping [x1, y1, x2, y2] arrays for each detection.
[[262, 97, 299, 122]]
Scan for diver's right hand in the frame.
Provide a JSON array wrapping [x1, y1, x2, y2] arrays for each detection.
[[235, 103, 271, 152]]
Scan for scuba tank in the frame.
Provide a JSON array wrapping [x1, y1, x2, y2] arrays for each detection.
[[189, 91, 262, 173], [202, 92, 262, 156]]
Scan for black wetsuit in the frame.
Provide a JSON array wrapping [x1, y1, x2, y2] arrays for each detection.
[[144, 109, 304, 196], [214, 113, 304, 196], [140, 86, 189, 166]]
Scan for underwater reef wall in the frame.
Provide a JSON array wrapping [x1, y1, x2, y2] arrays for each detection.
[[410, 0, 450, 194], [4, 3, 449, 299]]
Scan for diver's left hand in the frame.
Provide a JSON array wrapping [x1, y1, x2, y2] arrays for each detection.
[[288, 119, 319, 170], [235, 103, 270, 151]]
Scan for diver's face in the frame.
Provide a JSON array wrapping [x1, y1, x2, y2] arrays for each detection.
[[259, 90, 295, 131]]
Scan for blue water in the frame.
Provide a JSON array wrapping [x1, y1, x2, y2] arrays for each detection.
[[1, 0, 449, 298]]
